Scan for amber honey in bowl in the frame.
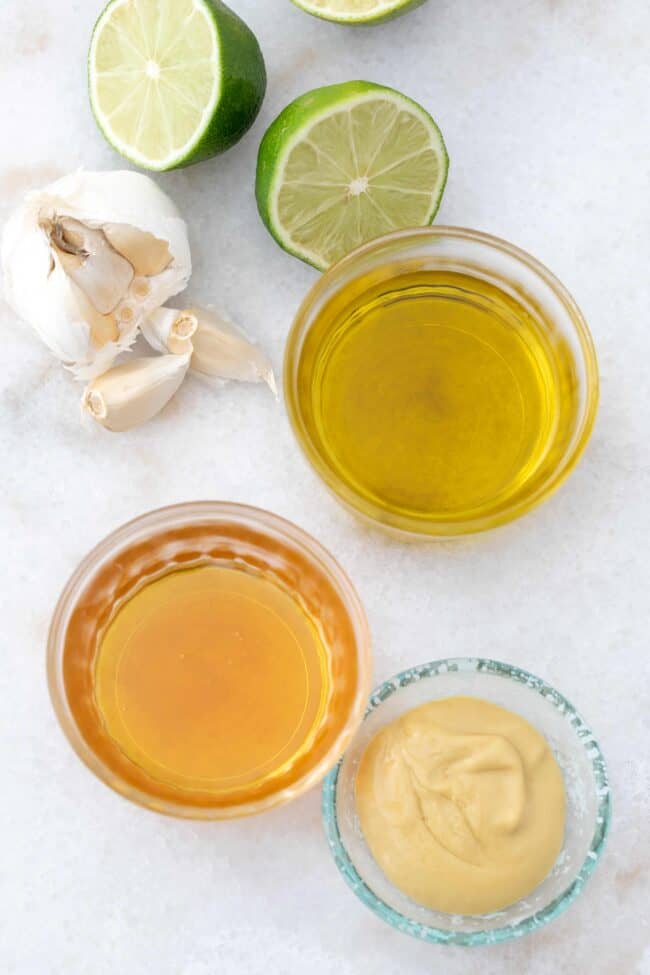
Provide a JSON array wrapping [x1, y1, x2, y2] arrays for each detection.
[[48, 503, 371, 818], [94, 563, 331, 796]]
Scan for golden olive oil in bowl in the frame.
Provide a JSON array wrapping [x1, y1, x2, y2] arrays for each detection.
[[285, 228, 598, 536]]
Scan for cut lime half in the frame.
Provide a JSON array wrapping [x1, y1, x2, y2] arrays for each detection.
[[290, 0, 428, 25], [88, 0, 266, 171], [256, 81, 448, 271]]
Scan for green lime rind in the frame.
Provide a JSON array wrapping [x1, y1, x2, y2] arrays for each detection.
[[88, 0, 266, 172], [189, 0, 266, 165], [290, 0, 428, 26], [255, 81, 448, 271]]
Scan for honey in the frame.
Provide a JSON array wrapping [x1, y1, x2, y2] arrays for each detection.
[[95, 565, 330, 795], [293, 268, 581, 531], [60, 514, 364, 813]]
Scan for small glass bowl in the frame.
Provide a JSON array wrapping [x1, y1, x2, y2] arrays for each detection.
[[47, 501, 372, 819], [322, 657, 610, 946], [285, 227, 599, 537]]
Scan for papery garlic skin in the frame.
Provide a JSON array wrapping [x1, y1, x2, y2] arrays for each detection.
[[143, 305, 276, 394], [2, 170, 192, 379], [82, 353, 190, 432]]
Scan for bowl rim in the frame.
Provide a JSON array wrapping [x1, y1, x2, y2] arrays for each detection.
[[284, 225, 600, 538], [322, 656, 611, 946], [47, 500, 373, 820]]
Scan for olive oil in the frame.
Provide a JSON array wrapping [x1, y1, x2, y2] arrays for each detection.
[[295, 269, 580, 529]]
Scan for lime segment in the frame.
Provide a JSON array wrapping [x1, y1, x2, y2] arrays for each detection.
[[89, 0, 266, 171], [256, 82, 448, 270]]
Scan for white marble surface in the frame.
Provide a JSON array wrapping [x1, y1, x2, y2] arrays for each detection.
[[1, 1, 649, 972]]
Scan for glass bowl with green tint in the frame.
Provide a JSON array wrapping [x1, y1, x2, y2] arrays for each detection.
[[285, 227, 599, 537], [322, 657, 610, 946]]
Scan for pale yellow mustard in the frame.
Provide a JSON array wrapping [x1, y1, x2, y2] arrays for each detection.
[[355, 696, 566, 915]]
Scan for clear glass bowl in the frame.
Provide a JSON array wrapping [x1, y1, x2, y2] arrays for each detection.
[[322, 657, 610, 946], [47, 501, 372, 819], [285, 227, 599, 537]]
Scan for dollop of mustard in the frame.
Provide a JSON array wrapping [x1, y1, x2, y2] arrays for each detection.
[[355, 696, 565, 915]]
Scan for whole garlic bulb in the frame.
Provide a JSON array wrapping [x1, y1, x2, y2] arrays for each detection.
[[1, 170, 191, 379]]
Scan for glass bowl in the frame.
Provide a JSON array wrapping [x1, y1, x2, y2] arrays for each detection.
[[322, 657, 610, 946], [285, 226, 599, 537], [47, 501, 372, 819]]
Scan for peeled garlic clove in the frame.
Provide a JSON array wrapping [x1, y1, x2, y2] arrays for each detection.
[[68, 279, 119, 348], [103, 223, 172, 277], [82, 354, 189, 433], [184, 306, 276, 394], [129, 276, 152, 302], [2, 170, 192, 378], [142, 306, 198, 356]]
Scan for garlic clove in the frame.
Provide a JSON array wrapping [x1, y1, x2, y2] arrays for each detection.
[[81, 354, 189, 432], [142, 306, 276, 393], [161, 306, 276, 394], [47, 217, 134, 315], [103, 223, 172, 277], [142, 306, 198, 356], [129, 276, 152, 302], [68, 279, 119, 348]]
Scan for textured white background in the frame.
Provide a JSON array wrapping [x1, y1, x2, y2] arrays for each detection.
[[1, 1, 649, 973]]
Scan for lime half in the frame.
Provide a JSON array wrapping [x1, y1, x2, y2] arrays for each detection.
[[89, 0, 266, 171], [256, 81, 448, 271], [290, 0, 428, 24]]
